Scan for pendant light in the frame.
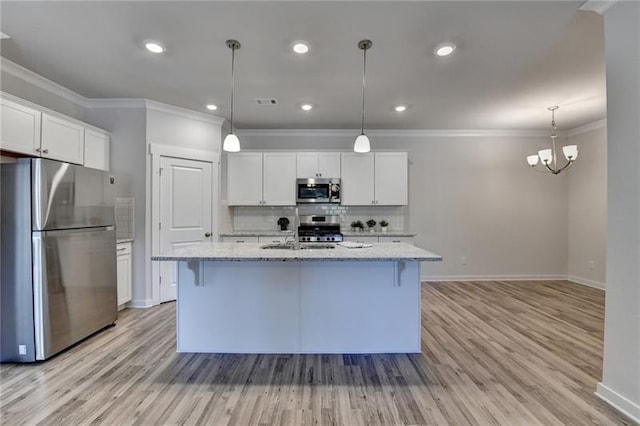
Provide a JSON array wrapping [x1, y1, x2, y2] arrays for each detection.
[[354, 39, 372, 153], [526, 106, 578, 174], [223, 39, 241, 152]]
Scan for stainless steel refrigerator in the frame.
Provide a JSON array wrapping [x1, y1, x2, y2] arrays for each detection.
[[1, 158, 117, 362]]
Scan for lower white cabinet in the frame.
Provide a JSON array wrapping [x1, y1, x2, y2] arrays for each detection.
[[344, 235, 415, 245], [221, 236, 260, 243], [116, 242, 132, 307]]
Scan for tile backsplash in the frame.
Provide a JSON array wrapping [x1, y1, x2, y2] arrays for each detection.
[[115, 197, 135, 240], [232, 205, 407, 232]]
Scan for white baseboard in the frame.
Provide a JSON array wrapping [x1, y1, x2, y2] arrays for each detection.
[[421, 274, 567, 282], [567, 275, 606, 290], [596, 382, 640, 424], [128, 299, 155, 309]]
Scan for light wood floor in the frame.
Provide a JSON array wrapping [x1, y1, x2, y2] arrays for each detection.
[[1, 280, 635, 425]]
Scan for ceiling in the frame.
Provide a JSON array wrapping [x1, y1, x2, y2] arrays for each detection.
[[0, 1, 605, 130]]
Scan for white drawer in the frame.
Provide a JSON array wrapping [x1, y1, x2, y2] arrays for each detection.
[[258, 236, 289, 243], [116, 242, 132, 256], [343, 236, 378, 244], [221, 236, 259, 243], [378, 236, 414, 245]]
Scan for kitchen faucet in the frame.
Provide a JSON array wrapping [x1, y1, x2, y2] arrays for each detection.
[[292, 207, 300, 250]]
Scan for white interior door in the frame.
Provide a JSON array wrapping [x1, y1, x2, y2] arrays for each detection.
[[159, 156, 213, 303]]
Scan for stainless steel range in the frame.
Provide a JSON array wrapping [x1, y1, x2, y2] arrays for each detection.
[[298, 215, 343, 242]]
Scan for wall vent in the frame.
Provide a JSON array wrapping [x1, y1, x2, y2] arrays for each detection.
[[255, 98, 278, 105]]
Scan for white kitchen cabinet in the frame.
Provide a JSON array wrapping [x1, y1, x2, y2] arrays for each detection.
[[342, 235, 379, 244], [41, 113, 85, 165], [0, 97, 41, 156], [116, 242, 132, 308], [258, 236, 289, 243], [83, 129, 110, 171], [221, 236, 260, 243], [227, 152, 264, 205], [378, 236, 414, 245], [374, 152, 408, 205], [263, 152, 296, 205], [227, 152, 296, 206], [296, 152, 341, 178], [340, 153, 375, 205], [341, 152, 408, 206]]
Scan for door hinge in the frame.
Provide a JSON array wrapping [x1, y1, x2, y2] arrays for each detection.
[[159, 222, 162, 230], [159, 167, 163, 176]]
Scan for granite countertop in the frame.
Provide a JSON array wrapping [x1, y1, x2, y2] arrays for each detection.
[[221, 230, 416, 238], [152, 242, 441, 262], [116, 238, 134, 244]]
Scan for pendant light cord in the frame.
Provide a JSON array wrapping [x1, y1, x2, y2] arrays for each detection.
[[230, 45, 235, 133], [361, 45, 367, 135]]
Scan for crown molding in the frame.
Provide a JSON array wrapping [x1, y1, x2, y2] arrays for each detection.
[[0, 57, 90, 108], [579, 0, 618, 15], [237, 128, 555, 138], [144, 99, 225, 126], [87, 98, 147, 109], [567, 119, 607, 138]]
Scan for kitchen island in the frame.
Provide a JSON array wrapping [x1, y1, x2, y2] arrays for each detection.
[[153, 242, 441, 354]]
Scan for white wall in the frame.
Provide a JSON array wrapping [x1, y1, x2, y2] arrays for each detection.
[[568, 123, 607, 288], [597, 2, 640, 422], [236, 130, 569, 280]]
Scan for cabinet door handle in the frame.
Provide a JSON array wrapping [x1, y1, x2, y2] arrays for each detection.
[[393, 240, 401, 243], [117, 247, 127, 251], [204, 232, 212, 237], [35, 147, 41, 153], [236, 240, 245, 243], [42, 149, 49, 154]]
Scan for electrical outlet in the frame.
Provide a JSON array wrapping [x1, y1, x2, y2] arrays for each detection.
[[461, 256, 468, 266], [588, 260, 595, 270], [18, 345, 27, 355]]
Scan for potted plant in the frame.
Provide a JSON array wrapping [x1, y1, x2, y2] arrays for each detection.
[[351, 220, 365, 232], [380, 220, 389, 233], [366, 219, 377, 232]]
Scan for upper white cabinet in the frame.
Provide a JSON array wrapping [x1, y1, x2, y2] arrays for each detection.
[[1, 94, 109, 169], [0, 98, 42, 156], [227, 152, 263, 205], [296, 152, 341, 178], [227, 152, 297, 206], [374, 152, 408, 205], [341, 152, 408, 205], [263, 152, 297, 205], [84, 129, 110, 171], [41, 113, 85, 165], [341, 153, 375, 205]]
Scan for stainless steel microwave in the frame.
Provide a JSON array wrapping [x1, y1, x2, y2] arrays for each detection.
[[296, 178, 341, 204]]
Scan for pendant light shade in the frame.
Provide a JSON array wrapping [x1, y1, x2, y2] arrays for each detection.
[[354, 134, 371, 153], [354, 40, 372, 153], [223, 133, 240, 152], [223, 39, 241, 152]]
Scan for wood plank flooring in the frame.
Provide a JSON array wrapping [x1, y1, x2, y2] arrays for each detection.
[[1, 280, 635, 425]]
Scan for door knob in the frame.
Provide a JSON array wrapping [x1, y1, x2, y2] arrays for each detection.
[[204, 232, 212, 237]]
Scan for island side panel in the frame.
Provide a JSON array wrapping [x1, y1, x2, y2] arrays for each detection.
[[176, 260, 301, 353], [299, 261, 421, 353]]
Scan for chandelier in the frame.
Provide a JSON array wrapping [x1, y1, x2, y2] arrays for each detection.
[[526, 106, 578, 174]]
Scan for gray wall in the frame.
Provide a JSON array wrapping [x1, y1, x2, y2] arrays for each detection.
[[568, 125, 607, 287], [598, 1, 640, 420]]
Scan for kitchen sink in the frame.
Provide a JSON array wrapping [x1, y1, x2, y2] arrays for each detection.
[[260, 243, 335, 250]]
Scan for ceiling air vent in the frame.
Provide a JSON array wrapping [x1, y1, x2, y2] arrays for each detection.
[[255, 98, 278, 105]]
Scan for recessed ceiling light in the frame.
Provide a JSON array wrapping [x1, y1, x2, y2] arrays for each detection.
[[293, 42, 309, 54], [394, 105, 407, 112], [145, 40, 166, 54], [206, 104, 218, 111], [434, 42, 456, 57], [301, 103, 313, 111]]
